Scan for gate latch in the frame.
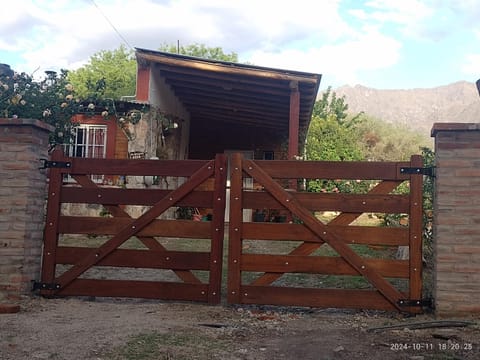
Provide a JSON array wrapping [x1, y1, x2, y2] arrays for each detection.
[[32, 281, 61, 291], [400, 167, 435, 177], [397, 298, 433, 308], [39, 159, 71, 169]]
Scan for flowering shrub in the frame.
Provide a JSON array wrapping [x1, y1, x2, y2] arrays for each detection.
[[0, 68, 115, 144]]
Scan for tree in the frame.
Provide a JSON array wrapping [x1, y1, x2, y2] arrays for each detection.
[[68, 45, 137, 99], [355, 116, 432, 161], [307, 87, 364, 162], [313, 86, 354, 124], [306, 88, 367, 193], [306, 116, 363, 162]]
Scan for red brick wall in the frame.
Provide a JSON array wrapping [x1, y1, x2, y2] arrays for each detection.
[[0, 118, 53, 300], [431, 123, 480, 316]]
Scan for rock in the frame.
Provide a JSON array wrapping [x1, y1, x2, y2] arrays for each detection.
[[333, 345, 345, 352]]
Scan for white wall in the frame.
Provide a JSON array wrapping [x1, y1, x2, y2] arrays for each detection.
[[149, 67, 190, 160]]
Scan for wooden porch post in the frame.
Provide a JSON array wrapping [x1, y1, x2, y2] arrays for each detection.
[[288, 81, 300, 160], [288, 81, 300, 194]]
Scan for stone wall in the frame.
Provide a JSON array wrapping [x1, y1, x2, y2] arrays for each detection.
[[0, 118, 53, 301], [431, 123, 480, 316]]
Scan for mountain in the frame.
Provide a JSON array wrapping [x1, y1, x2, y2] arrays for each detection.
[[333, 81, 480, 136]]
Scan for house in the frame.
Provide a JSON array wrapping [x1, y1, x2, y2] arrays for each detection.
[[68, 48, 321, 164], [132, 48, 322, 162]]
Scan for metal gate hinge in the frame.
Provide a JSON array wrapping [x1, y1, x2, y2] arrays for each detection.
[[397, 298, 433, 308], [399, 167, 435, 177], [32, 281, 61, 291], [39, 159, 72, 169]]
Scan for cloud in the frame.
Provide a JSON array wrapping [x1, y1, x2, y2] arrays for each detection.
[[5, 0, 354, 74], [249, 26, 402, 86], [1, 0, 474, 89]]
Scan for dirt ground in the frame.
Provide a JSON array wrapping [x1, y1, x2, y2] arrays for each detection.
[[1, 296, 479, 360]]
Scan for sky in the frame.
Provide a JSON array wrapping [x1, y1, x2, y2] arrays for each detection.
[[1, 0, 479, 90]]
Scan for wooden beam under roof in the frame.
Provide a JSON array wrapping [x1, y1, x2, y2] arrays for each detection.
[[137, 52, 320, 84]]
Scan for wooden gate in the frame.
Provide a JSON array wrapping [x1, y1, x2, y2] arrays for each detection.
[[38, 148, 227, 304], [39, 149, 425, 313], [227, 153, 424, 313]]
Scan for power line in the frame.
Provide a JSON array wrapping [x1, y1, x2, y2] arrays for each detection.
[[90, 0, 133, 50]]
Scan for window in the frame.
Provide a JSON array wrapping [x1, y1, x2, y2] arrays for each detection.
[[64, 124, 107, 183], [66, 124, 107, 158]]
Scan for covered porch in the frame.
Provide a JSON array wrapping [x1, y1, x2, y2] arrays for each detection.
[[134, 48, 322, 160]]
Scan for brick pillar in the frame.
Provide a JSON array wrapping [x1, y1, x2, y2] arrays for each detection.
[[431, 123, 480, 316], [0, 118, 53, 302]]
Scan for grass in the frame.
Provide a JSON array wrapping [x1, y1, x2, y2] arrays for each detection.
[[104, 331, 230, 360]]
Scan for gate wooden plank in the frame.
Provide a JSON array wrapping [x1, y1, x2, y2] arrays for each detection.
[[58, 279, 209, 301], [59, 217, 211, 238], [408, 155, 424, 313], [252, 160, 410, 180], [40, 148, 67, 296], [242, 254, 409, 278], [61, 157, 208, 176], [243, 192, 410, 213], [208, 153, 228, 303], [243, 159, 405, 311], [242, 223, 409, 245], [55, 160, 215, 290], [56, 247, 210, 270], [61, 187, 213, 207], [328, 180, 405, 225], [241, 286, 399, 311], [71, 174, 202, 284], [227, 153, 243, 304]]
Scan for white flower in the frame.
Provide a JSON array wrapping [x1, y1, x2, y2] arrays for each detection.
[[87, 103, 95, 110], [1, 83, 7, 91], [61, 102, 68, 108], [65, 84, 74, 92], [20, 100, 26, 105], [65, 94, 73, 101], [43, 109, 52, 117], [101, 110, 109, 117]]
